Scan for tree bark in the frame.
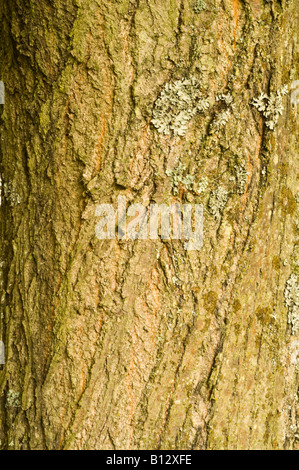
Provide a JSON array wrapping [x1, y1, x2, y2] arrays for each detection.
[[0, 0, 298, 450]]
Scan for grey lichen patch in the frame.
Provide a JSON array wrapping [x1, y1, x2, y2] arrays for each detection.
[[197, 177, 209, 195], [213, 109, 231, 130], [151, 76, 210, 136], [251, 86, 288, 130], [166, 163, 195, 195], [181, 174, 196, 192], [284, 274, 299, 335], [208, 186, 228, 219], [216, 93, 233, 107], [6, 390, 21, 408], [236, 162, 248, 194], [213, 93, 234, 130], [193, 0, 207, 14], [166, 163, 185, 195], [3, 182, 21, 206]]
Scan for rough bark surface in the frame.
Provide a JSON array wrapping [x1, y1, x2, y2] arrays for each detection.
[[0, 0, 298, 450]]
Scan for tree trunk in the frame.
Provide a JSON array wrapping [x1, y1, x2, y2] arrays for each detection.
[[0, 0, 298, 450]]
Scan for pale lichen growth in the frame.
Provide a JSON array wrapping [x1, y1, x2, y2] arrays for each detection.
[[152, 76, 210, 136], [212, 92, 234, 130], [251, 86, 288, 130], [166, 163, 196, 195], [213, 109, 231, 129], [166, 163, 185, 195], [193, 0, 207, 13], [181, 174, 196, 191], [235, 161, 248, 194], [196, 177, 209, 195], [281, 85, 289, 96], [216, 93, 233, 107], [208, 186, 228, 219], [3, 181, 21, 206], [284, 274, 299, 335], [6, 390, 21, 408]]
